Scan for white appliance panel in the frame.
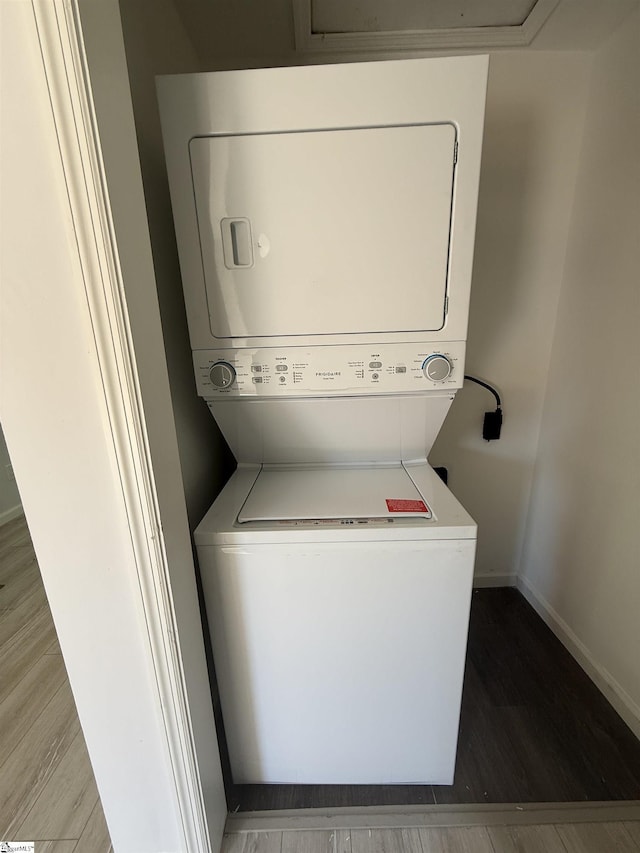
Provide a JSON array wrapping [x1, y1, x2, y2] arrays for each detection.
[[193, 341, 465, 398], [199, 537, 475, 784], [208, 394, 454, 464], [189, 124, 456, 339], [238, 464, 432, 522]]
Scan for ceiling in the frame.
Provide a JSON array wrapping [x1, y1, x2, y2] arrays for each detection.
[[311, 0, 542, 35], [295, 0, 640, 55], [171, 0, 640, 70]]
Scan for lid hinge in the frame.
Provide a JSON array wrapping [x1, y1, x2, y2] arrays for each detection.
[[444, 295, 449, 315], [453, 140, 458, 165]]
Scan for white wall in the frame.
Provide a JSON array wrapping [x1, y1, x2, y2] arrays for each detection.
[[519, 9, 640, 734], [430, 51, 592, 583], [77, 0, 227, 843], [1, 4, 185, 849], [0, 424, 22, 524]]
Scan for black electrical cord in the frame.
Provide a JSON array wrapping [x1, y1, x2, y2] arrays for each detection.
[[464, 374, 502, 408], [464, 375, 503, 441]]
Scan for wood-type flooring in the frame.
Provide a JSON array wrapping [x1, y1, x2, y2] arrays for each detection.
[[226, 588, 640, 811], [3, 511, 640, 851], [221, 822, 640, 853], [0, 514, 112, 851]]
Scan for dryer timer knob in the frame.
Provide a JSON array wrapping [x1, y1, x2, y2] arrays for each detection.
[[209, 361, 236, 389], [422, 354, 452, 382]]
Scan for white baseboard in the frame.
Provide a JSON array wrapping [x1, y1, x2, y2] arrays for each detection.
[[517, 574, 640, 740], [473, 573, 516, 588], [0, 504, 23, 527]]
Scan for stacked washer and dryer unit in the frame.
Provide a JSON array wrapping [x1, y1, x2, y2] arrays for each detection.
[[158, 56, 488, 786]]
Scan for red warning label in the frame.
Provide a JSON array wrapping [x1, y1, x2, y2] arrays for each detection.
[[386, 498, 429, 513]]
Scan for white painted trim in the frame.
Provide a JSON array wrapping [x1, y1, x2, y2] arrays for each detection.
[[30, 2, 212, 850], [293, 0, 560, 54], [473, 573, 516, 588], [517, 574, 640, 740], [226, 800, 640, 833], [0, 505, 24, 527]]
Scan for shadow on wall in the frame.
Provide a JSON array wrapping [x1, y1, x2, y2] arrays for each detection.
[[430, 394, 530, 581], [468, 107, 538, 366], [431, 105, 540, 581]]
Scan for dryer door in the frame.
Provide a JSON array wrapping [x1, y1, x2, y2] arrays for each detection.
[[189, 123, 456, 340]]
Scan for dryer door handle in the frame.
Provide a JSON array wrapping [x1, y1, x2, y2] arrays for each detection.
[[221, 217, 254, 269]]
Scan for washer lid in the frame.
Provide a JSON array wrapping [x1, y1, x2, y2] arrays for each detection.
[[238, 465, 432, 523]]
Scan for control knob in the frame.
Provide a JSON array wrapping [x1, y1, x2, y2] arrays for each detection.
[[422, 354, 452, 382], [209, 361, 236, 389]]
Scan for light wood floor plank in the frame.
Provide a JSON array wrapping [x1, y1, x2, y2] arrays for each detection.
[[0, 516, 110, 848], [0, 518, 30, 552], [556, 821, 640, 852], [73, 798, 113, 852], [16, 729, 100, 841], [0, 604, 58, 700], [0, 517, 30, 554], [281, 830, 334, 852], [221, 831, 284, 852], [0, 592, 53, 657], [223, 822, 640, 853], [336, 829, 353, 853], [0, 652, 67, 763], [351, 828, 423, 852], [488, 824, 567, 852], [0, 558, 39, 609], [44, 637, 62, 655], [624, 824, 640, 848], [0, 543, 36, 585], [419, 826, 494, 853], [0, 680, 81, 837]]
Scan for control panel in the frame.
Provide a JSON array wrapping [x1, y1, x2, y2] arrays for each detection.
[[193, 342, 465, 397]]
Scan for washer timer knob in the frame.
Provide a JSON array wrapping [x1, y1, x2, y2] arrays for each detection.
[[422, 354, 453, 382], [209, 361, 236, 389]]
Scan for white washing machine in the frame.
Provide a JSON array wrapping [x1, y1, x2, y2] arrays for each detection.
[[158, 56, 488, 785]]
